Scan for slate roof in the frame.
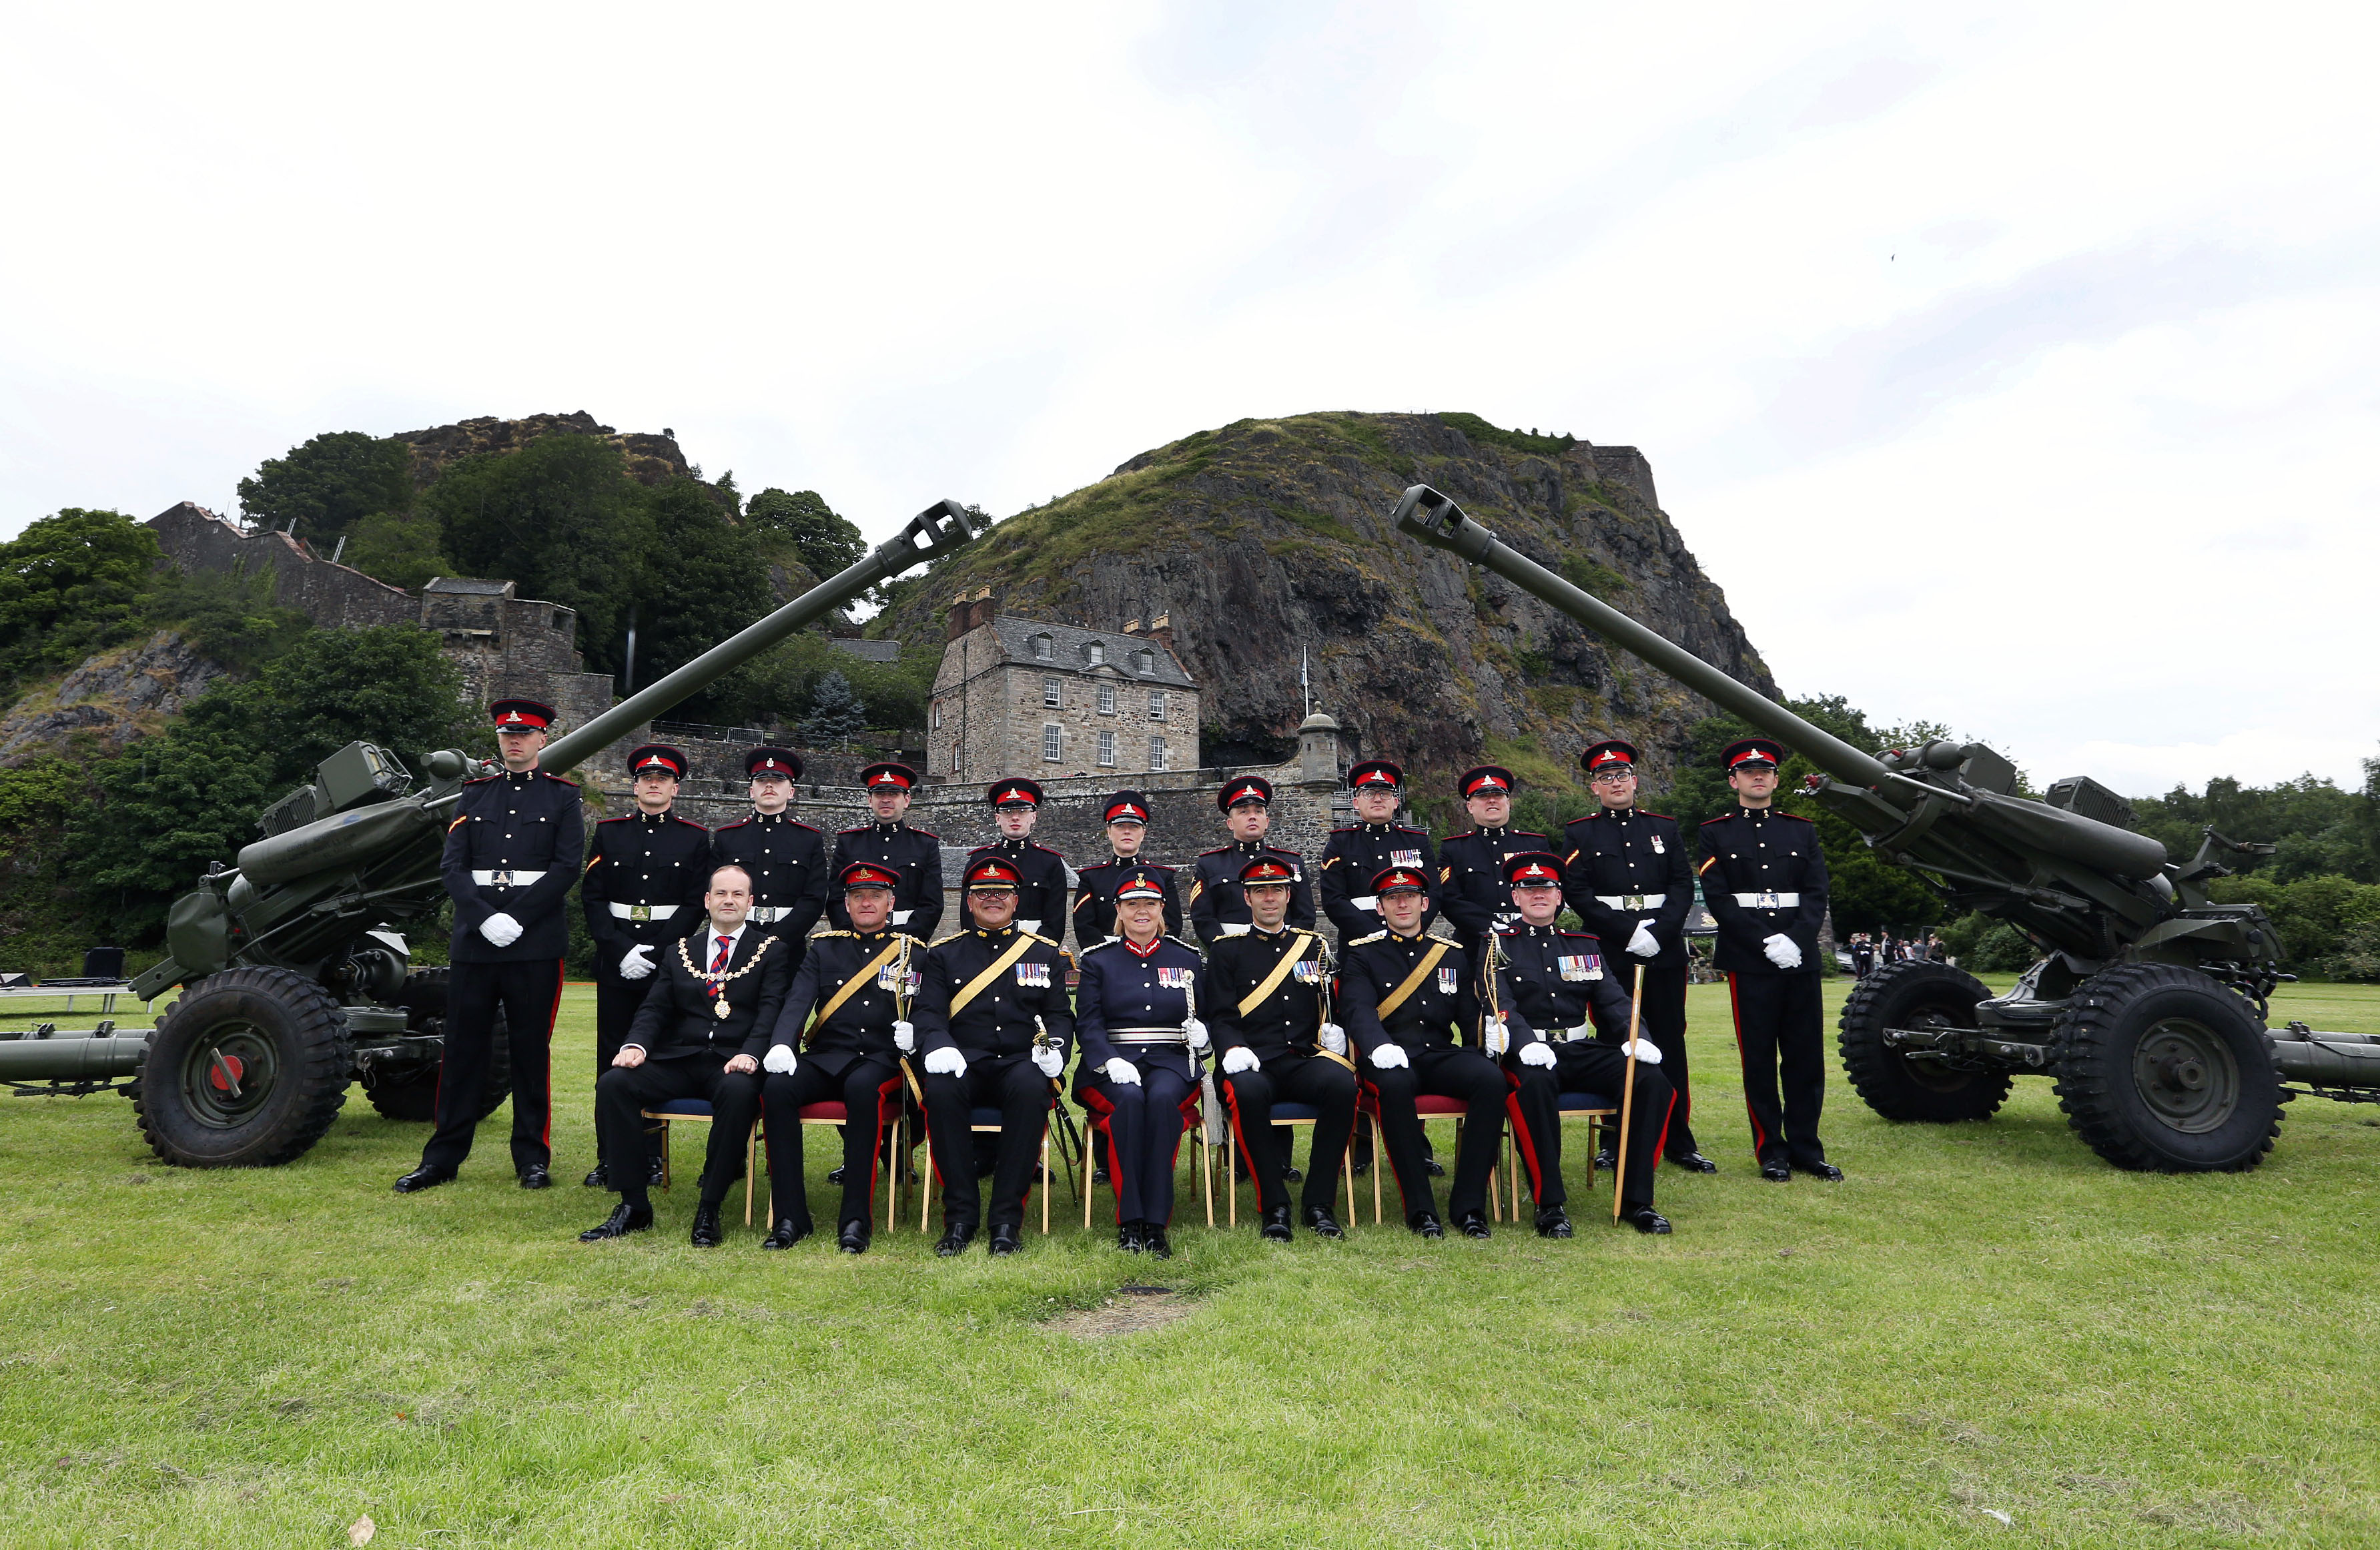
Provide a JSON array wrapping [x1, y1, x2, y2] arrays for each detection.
[[983, 615, 1195, 687], [422, 576, 516, 597]]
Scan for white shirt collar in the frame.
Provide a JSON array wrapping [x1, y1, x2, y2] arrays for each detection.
[[705, 919, 749, 952]]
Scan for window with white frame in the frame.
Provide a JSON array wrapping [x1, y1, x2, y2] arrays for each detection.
[[1149, 690, 1167, 721], [931, 702, 942, 730], [1148, 735, 1168, 771], [1097, 681, 1116, 714], [1032, 633, 1053, 659], [1086, 640, 1106, 666], [1134, 649, 1156, 674], [1043, 724, 1062, 761], [1098, 730, 1116, 766], [1043, 677, 1062, 707]]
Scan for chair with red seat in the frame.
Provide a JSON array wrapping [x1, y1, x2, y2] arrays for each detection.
[[1078, 1084, 1214, 1230], [1220, 1100, 1358, 1229], [751, 1077, 909, 1235], [1355, 1087, 1507, 1226]]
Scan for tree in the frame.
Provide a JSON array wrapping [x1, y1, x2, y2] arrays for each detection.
[[340, 509, 455, 591], [747, 488, 865, 578], [0, 508, 162, 689], [804, 670, 868, 747], [237, 432, 414, 545], [627, 480, 773, 711]]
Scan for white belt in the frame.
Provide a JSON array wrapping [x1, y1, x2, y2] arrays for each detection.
[[1351, 895, 1378, 912], [1218, 923, 1250, 937], [1111, 1029, 1190, 1045], [747, 906, 789, 924], [472, 869, 548, 887], [1731, 891, 1800, 908], [1595, 893, 1667, 911], [607, 902, 682, 922]]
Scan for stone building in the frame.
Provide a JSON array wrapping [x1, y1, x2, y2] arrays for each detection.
[[927, 592, 1200, 783]]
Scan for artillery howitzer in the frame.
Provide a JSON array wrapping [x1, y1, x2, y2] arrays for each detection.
[[0, 501, 979, 1166], [1393, 484, 2380, 1171]]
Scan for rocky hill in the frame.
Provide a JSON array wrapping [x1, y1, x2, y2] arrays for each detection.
[[873, 411, 1775, 794], [392, 410, 693, 490]]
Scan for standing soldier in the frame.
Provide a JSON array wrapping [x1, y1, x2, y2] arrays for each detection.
[[968, 778, 1069, 937], [1207, 855, 1357, 1241], [709, 747, 831, 963], [910, 854, 1075, 1257], [1561, 739, 1715, 1174], [1492, 853, 1675, 1234], [829, 762, 943, 939], [578, 743, 711, 1189], [396, 699, 583, 1194], [1318, 760, 1439, 944], [1189, 776, 1315, 947], [1072, 791, 1183, 948], [1437, 765, 1553, 973], [1699, 737, 1840, 1183]]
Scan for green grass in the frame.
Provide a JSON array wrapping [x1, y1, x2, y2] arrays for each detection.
[[5, 980, 2379, 1547]]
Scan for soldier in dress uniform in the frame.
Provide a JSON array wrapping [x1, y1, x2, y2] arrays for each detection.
[[1207, 855, 1356, 1242], [577, 863, 792, 1246], [1698, 737, 1840, 1183], [966, 778, 1069, 937], [1071, 791, 1183, 947], [1561, 739, 1716, 1174], [1074, 867, 1210, 1258], [757, 862, 927, 1252], [1319, 760, 1440, 943], [1491, 852, 1675, 1234], [709, 747, 830, 961], [1337, 865, 1508, 1238], [911, 854, 1075, 1256], [1188, 776, 1315, 947], [579, 743, 711, 1189], [398, 699, 584, 1195], [1437, 765, 1554, 974], [829, 762, 943, 939]]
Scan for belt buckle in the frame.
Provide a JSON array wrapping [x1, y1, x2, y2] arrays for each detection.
[[630, 904, 652, 922], [1623, 893, 1645, 911], [491, 869, 514, 888], [1756, 891, 1780, 910]]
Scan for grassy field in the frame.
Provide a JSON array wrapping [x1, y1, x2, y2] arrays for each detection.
[[4, 978, 2377, 1548]]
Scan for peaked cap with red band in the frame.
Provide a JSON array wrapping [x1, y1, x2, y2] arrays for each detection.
[[1238, 855, 1298, 885], [1217, 775, 1274, 813], [1459, 765, 1515, 800], [1114, 865, 1168, 902], [987, 778, 1042, 808], [489, 698, 555, 731], [861, 761, 918, 791], [1104, 790, 1151, 825], [964, 855, 1023, 890], [1723, 737, 1786, 771], [745, 746, 803, 779], [627, 743, 688, 781], [837, 862, 899, 891], [1502, 851, 1567, 888], [1581, 739, 1639, 775], [1370, 865, 1429, 896], [1348, 759, 1405, 791]]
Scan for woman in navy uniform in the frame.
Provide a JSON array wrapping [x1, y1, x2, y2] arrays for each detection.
[[1435, 765, 1553, 974], [1071, 791, 1183, 948], [911, 853, 1075, 1256], [1697, 737, 1839, 1183], [1075, 867, 1210, 1258], [398, 699, 583, 1195], [1560, 739, 1713, 1173], [1189, 777, 1314, 946], [580, 743, 711, 1188], [1318, 760, 1439, 943], [829, 762, 943, 939], [709, 747, 830, 960], [966, 778, 1070, 937], [1491, 852, 1675, 1234]]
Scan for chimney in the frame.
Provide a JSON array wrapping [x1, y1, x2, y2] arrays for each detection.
[[1123, 619, 1142, 636], [1146, 611, 1175, 654], [969, 585, 994, 631], [945, 591, 973, 642]]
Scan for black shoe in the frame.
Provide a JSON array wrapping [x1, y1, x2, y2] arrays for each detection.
[[1260, 1204, 1293, 1243], [578, 1201, 653, 1241], [1760, 1164, 1792, 1183], [837, 1221, 870, 1254], [935, 1224, 977, 1257], [393, 1165, 455, 1194], [989, 1223, 1023, 1257], [690, 1203, 724, 1247], [1535, 1205, 1573, 1239], [1413, 1212, 1445, 1239], [760, 1216, 811, 1250], [1669, 1152, 1719, 1174], [827, 1164, 846, 1186], [1593, 1147, 1617, 1172], [1092, 1166, 1110, 1186], [582, 1163, 609, 1188], [1425, 1157, 1447, 1178], [1145, 1224, 1172, 1260], [1623, 1204, 1673, 1234], [1351, 1158, 1371, 1176], [1802, 1160, 1845, 1181], [647, 1154, 667, 1188], [517, 1164, 552, 1190], [1458, 1210, 1491, 1240], [1304, 1206, 1345, 1240], [1118, 1220, 1146, 1253], [1284, 1166, 1304, 1184]]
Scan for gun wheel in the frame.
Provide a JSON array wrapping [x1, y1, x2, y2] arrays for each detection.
[[362, 967, 510, 1123], [135, 967, 353, 1167], [2051, 963, 2282, 1172], [1837, 960, 2012, 1122]]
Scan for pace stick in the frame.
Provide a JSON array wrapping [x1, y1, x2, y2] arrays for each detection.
[[1612, 963, 1646, 1223]]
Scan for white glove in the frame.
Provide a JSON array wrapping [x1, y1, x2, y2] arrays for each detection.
[[1032, 1045, 1063, 1079], [1221, 1046, 1260, 1074], [893, 909, 913, 925], [478, 912, 522, 947], [1318, 1022, 1348, 1056], [1102, 1058, 1142, 1087], [893, 1018, 916, 1053], [618, 944, 655, 980], [1763, 932, 1803, 970], [1627, 922, 1659, 957], [923, 1046, 966, 1077], [1369, 1044, 1409, 1071], [1018, 918, 1042, 936], [762, 1045, 797, 1076], [1184, 1016, 1210, 1051], [1485, 1014, 1511, 1056], [1519, 1042, 1556, 1069], [1621, 1038, 1663, 1066]]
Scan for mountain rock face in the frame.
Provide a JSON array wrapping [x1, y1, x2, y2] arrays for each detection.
[[392, 411, 692, 490], [0, 631, 230, 767], [873, 411, 1775, 795]]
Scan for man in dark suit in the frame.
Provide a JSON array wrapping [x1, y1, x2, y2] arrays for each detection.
[[578, 863, 793, 1246]]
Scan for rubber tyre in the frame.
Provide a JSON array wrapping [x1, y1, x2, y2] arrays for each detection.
[[135, 967, 353, 1167], [1838, 959, 2012, 1122], [2050, 963, 2281, 1172], [363, 967, 510, 1123]]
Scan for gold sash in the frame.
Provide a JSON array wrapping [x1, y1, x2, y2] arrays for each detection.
[[949, 934, 1038, 1018]]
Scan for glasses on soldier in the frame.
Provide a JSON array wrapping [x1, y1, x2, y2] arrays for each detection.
[[1590, 769, 1634, 783]]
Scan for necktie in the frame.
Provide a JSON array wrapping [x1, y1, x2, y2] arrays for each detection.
[[709, 936, 731, 998]]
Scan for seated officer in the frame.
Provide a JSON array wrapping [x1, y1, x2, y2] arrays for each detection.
[[1208, 855, 1356, 1242], [580, 863, 792, 1247], [911, 855, 1075, 1257], [757, 862, 925, 1254], [1338, 865, 1507, 1238], [1490, 852, 1675, 1235], [1075, 867, 1210, 1259]]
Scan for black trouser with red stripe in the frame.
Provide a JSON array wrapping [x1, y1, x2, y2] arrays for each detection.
[[922, 1055, 1050, 1233], [1727, 970, 1828, 1169], [1367, 1044, 1505, 1225], [761, 1058, 901, 1232], [1523, 1040, 1673, 1209], [1218, 1053, 1357, 1218], [594, 1058, 761, 1210], [422, 958, 560, 1174], [1635, 963, 1699, 1160]]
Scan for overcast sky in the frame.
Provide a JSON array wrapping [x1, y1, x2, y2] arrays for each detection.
[[5, 3, 2373, 796]]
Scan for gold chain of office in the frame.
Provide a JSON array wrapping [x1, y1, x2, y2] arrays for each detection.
[[679, 933, 780, 1019]]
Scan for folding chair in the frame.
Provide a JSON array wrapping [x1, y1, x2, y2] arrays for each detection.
[[641, 1098, 762, 1226], [1079, 1086, 1214, 1230], [1355, 1088, 1507, 1226], [1558, 1090, 1620, 1198], [757, 1076, 909, 1234], [919, 1095, 1077, 1235], [1220, 1102, 1358, 1229]]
